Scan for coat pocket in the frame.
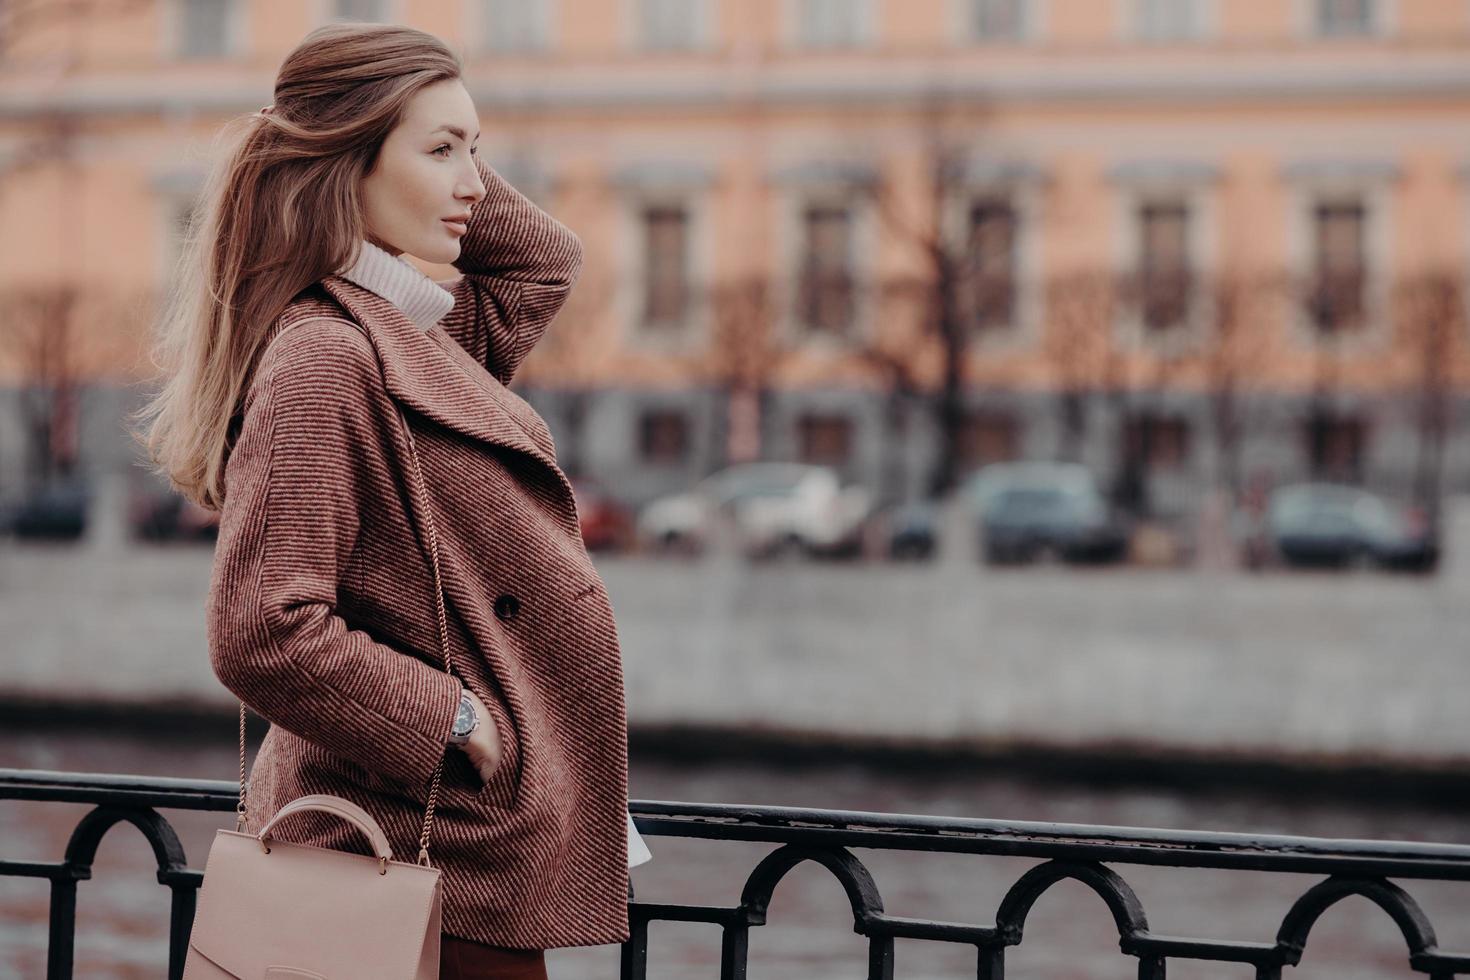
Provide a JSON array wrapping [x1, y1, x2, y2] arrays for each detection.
[[444, 675, 521, 810]]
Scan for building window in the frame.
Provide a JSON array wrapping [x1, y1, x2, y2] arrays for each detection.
[[1314, 0, 1374, 36], [179, 0, 232, 58], [332, 0, 386, 20], [641, 204, 689, 328], [796, 203, 856, 335], [1303, 412, 1367, 480], [973, 0, 1025, 40], [484, 0, 548, 52], [1309, 198, 1367, 332], [1124, 414, 1191, 470], [964, 197, 1018, 331], [638, 409, 690, 464], [1134, 0, 1204, 40], [638, 0, 700, 49], [796, 412, 854, 467], [957, 410, 1020, 472], [796, 0, 868, 48], [1136, 198, 1192, 331]]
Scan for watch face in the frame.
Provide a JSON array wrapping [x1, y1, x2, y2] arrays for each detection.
[[453, 699, 476, 736]]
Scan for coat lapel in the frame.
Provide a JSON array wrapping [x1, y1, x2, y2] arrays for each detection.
[[318, 274, 560, 471]]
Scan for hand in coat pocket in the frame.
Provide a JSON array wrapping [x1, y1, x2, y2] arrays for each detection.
[[455, 687, 504, 784]]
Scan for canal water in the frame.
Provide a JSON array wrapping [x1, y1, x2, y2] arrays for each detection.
[[2, 729, 1467, 979]]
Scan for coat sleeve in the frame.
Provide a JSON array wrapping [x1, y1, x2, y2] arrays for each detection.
[[434, 154, 584, 387], [207, 319, 463, 790]]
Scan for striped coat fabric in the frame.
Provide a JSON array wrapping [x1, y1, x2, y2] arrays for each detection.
[[206, 155, 632, 950]]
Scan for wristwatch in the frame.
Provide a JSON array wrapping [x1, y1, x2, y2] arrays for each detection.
[[448, 687, 479, 746]]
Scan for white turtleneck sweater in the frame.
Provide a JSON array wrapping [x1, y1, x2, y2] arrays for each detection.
[[334, 238, 457, 330], [333, 238, 653, 870]]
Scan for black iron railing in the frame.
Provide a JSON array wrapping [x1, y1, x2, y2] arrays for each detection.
[[4, 766, 1470, 979]]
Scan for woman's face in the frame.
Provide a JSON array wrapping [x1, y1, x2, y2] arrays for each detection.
[[360, 78, 486, 264]]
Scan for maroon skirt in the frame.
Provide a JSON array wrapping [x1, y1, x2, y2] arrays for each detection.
[[439, 934, 548, 980]]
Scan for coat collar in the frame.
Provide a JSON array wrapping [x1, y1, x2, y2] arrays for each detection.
[[316, 273, 564, 483]]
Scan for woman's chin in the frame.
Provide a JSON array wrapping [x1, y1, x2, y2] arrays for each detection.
[[409, 242, 460, 266]]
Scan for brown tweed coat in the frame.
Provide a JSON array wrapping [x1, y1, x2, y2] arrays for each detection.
[[206, 156, 631, 950]]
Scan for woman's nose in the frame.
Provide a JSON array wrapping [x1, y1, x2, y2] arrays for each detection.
[[461, 170, 486, 203]]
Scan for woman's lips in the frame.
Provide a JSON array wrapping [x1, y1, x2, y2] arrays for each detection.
[[442, 219, 467, 235]]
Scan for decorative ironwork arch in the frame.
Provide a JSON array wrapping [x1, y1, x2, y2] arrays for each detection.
[[8, 769, 1470, 980]]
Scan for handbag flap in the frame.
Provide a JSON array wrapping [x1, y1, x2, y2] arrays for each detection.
[[187, 829, 442, 979]]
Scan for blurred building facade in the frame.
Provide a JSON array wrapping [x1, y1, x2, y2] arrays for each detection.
[[1, 0, 1469, 519]]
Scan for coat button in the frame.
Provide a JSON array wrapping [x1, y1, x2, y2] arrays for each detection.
[[493, 593, 520, 620]]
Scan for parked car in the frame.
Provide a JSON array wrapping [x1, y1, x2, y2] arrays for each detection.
[[869, 499, 940, 561], [737, 467, 873, 559], [1, 480, 91, 541], [965, 462, 1128, 565], [130, 486, 218, 542], [964, 461, 1095, 514], [638, 462, 806, 555], [636, 462, 872, 558], [1250, 482, 1438, 573], [570, 478, 635, 553]]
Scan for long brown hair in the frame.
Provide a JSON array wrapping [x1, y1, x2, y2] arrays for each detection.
[[129, 22, 462, 511]]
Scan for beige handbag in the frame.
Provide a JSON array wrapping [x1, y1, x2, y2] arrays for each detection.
[[184, 400, 460, 980]]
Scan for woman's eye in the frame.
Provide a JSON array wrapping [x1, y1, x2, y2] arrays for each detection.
[[433, 144, 451, 157]]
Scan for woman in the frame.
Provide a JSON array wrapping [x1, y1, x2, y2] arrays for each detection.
[[133, 22, 650, 979]]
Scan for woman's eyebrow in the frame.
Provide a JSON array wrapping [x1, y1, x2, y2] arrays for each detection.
[[431, 124, 480, 141]]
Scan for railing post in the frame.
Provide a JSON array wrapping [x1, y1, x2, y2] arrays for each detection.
[[619, 913, 648, 980], [167, 884, 197, 980], [867, 934, 894, 979], [719, 920, 748, 980], [977, 944, 1004, 979], [46, 878, 76, 980]]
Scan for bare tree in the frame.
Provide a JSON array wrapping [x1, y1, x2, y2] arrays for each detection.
[[691, 273, 789, 472], [859, 272, 933, 503], [1283, 268, 1356, 482], [1040, 269, 1121, 466], [1199, 270, 1274, 503], [0, 283, 140, 490], [4, 287, 84, 488], [1111, 269, 1200, 517], [858, 90, 1003, 498], [1395, 269, 1465, 528], [514, 260, 618, 481], [0, 0, 153, 502]]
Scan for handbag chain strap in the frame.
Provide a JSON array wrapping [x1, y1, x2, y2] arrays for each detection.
[[235, 400, 456, 870]]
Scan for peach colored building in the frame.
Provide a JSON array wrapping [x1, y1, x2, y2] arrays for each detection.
[[2, 0, 1469, 516]]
